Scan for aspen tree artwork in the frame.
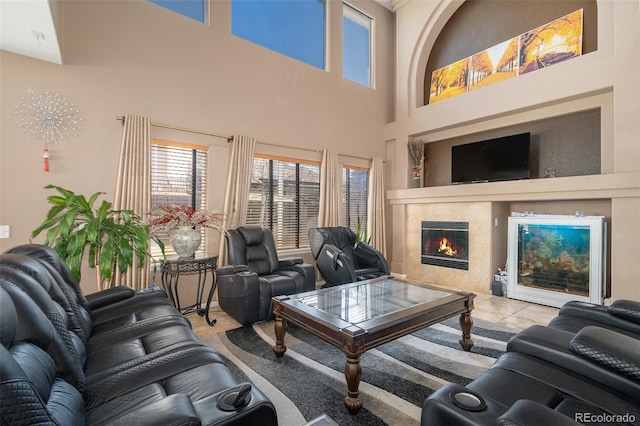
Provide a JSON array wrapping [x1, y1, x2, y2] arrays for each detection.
[[429, 9, 583, 104]]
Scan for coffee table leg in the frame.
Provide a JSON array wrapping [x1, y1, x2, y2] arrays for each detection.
[[459, 311, 474, 351], [273, 315, 288, 357], [344, 355, 363, 414]]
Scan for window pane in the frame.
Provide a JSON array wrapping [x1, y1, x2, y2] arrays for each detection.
[[232, 0, 326, 69], [343, 167, 369, 233], [148, 0, 207, 23], [150, 143, 207, 258], [343, 3, 372, 87], [248, 157, 320, 250]]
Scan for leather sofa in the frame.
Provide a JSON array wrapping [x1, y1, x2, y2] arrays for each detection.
[[421, 299, 640, 426], [0, 244, 278, 426], [217, 226, 315, 324], [308, 226, 390, 287]]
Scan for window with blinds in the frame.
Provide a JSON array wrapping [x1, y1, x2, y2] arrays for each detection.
[[343, 166, 369, 232], [247, 155, 320, 250], [149, 140, 208, 258]]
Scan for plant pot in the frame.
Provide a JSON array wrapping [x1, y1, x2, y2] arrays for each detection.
[[170, 226, 201, 258]]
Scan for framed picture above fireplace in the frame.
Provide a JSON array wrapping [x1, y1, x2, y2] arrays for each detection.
[[507, 213, 606, 308]]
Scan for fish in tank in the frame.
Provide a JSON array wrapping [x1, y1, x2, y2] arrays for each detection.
[[516, 223, 591, 296]]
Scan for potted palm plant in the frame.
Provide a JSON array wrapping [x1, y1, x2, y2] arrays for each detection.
[[31, 184, 151, 290]]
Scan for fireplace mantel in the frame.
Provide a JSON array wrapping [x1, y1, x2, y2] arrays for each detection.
[[389, 171, 640, 300], [387, 172, 640, 205]]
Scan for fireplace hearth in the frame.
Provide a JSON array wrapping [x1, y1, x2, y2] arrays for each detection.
[[421, 221, 469, 270]]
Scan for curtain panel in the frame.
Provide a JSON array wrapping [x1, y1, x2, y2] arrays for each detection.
[[318, 148, 342, 227], [112, 114, 151, 291], [218, 133, 256, 265], [367, 156, 387, 257]]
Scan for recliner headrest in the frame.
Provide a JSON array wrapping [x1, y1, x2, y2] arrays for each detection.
[[238, 226, 265, 246], [308, 227, 358, 259], [7, 244, 77, 289]]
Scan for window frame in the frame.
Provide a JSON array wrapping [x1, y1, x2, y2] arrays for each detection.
[[342, 2, 375, 88], [247, 154, 321, 251], [231, 0, 327, 71]]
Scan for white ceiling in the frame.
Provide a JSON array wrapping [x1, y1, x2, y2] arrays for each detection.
[[0, 0, 62, 64], [0, 0, 393, 66]]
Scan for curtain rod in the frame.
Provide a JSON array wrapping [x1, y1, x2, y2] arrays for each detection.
[[115, 115, 374, 162], [116, 115, 232, 141]]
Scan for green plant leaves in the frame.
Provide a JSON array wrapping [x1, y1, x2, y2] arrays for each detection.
[[30, 185, 150, 287]]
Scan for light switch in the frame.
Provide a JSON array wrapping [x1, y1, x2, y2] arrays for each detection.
[[0, 225, 10, 239]]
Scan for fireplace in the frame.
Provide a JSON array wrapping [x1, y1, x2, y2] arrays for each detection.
[[507, 213, 607, 308], [421, 221, 469, 270]]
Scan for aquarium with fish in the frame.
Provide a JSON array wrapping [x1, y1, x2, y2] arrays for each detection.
[[507, 213, 606, 308]]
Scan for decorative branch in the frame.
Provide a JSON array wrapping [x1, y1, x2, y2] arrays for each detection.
[[408, 139, 426, 166]]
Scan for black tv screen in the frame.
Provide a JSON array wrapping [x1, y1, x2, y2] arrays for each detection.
[[451, 133, 531, 184]]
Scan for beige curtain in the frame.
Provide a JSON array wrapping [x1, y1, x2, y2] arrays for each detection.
[[367, 157, 387, 257], [112, 114, 151, 291], [318, 148, 342, 227], [218, 133, 256, 265]]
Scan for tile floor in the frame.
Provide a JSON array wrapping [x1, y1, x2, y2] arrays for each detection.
[[187, 284, 560, 339]]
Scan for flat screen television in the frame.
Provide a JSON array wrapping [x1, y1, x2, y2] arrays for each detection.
[[451, 132, 531, 184]]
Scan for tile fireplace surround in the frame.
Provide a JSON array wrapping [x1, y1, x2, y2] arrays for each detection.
[[407, 203, 493, 294], [388, 173, 640, 302]]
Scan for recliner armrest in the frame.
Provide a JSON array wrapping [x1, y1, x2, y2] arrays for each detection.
[[218, 264, 250, 276], [569, 326, 640, 379], [86, 286, 135, 310], [497, 400, 581, 426], [278, 257, 303, 267], [278, 261, 316, 292], [105, 393, 199, 426], [355, 242, 390, 274]]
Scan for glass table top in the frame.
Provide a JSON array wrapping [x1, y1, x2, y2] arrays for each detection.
[[293, 278, 453, 325]]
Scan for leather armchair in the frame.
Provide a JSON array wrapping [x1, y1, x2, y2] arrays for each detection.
[[308, 226, 390, 287], [217, 226, 316, 324]]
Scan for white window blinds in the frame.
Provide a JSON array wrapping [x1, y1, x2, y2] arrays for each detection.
[[247, 155, 320, 250], [343, 166, 369, 232], [150, 140, 208, 257]]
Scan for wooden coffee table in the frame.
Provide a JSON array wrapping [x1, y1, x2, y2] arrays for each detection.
[[272, 276, 475, 414]]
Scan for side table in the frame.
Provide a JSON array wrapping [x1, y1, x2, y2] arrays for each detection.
[[160, 254, 218, 325]]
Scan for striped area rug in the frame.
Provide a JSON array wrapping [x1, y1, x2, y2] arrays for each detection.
[[199, 317, 517, 426]]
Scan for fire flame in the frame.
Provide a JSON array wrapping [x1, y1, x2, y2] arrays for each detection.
[[438, 238, 458, 256]]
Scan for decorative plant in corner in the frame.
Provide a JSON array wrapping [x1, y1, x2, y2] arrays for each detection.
[[31, 185, 151, 290], [348, 205, 371, 246]]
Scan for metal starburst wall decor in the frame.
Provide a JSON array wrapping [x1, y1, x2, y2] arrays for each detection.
[[12, 90, 82, 172]]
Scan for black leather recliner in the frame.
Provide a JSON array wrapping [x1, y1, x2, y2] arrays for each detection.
[[0, 243, 278, 425], [420, 299, 640, 426], [217, 226, 316, 325], [308, 226, 390, 287]]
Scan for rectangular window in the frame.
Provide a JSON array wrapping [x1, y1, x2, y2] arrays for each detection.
[[231, 0, 326, 70], [148, 0, 207, 23], [343, 3, 372, 87], [247, 155, 321, 250], [343, 166, 369, 232], [150, 140, 208, 257]]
